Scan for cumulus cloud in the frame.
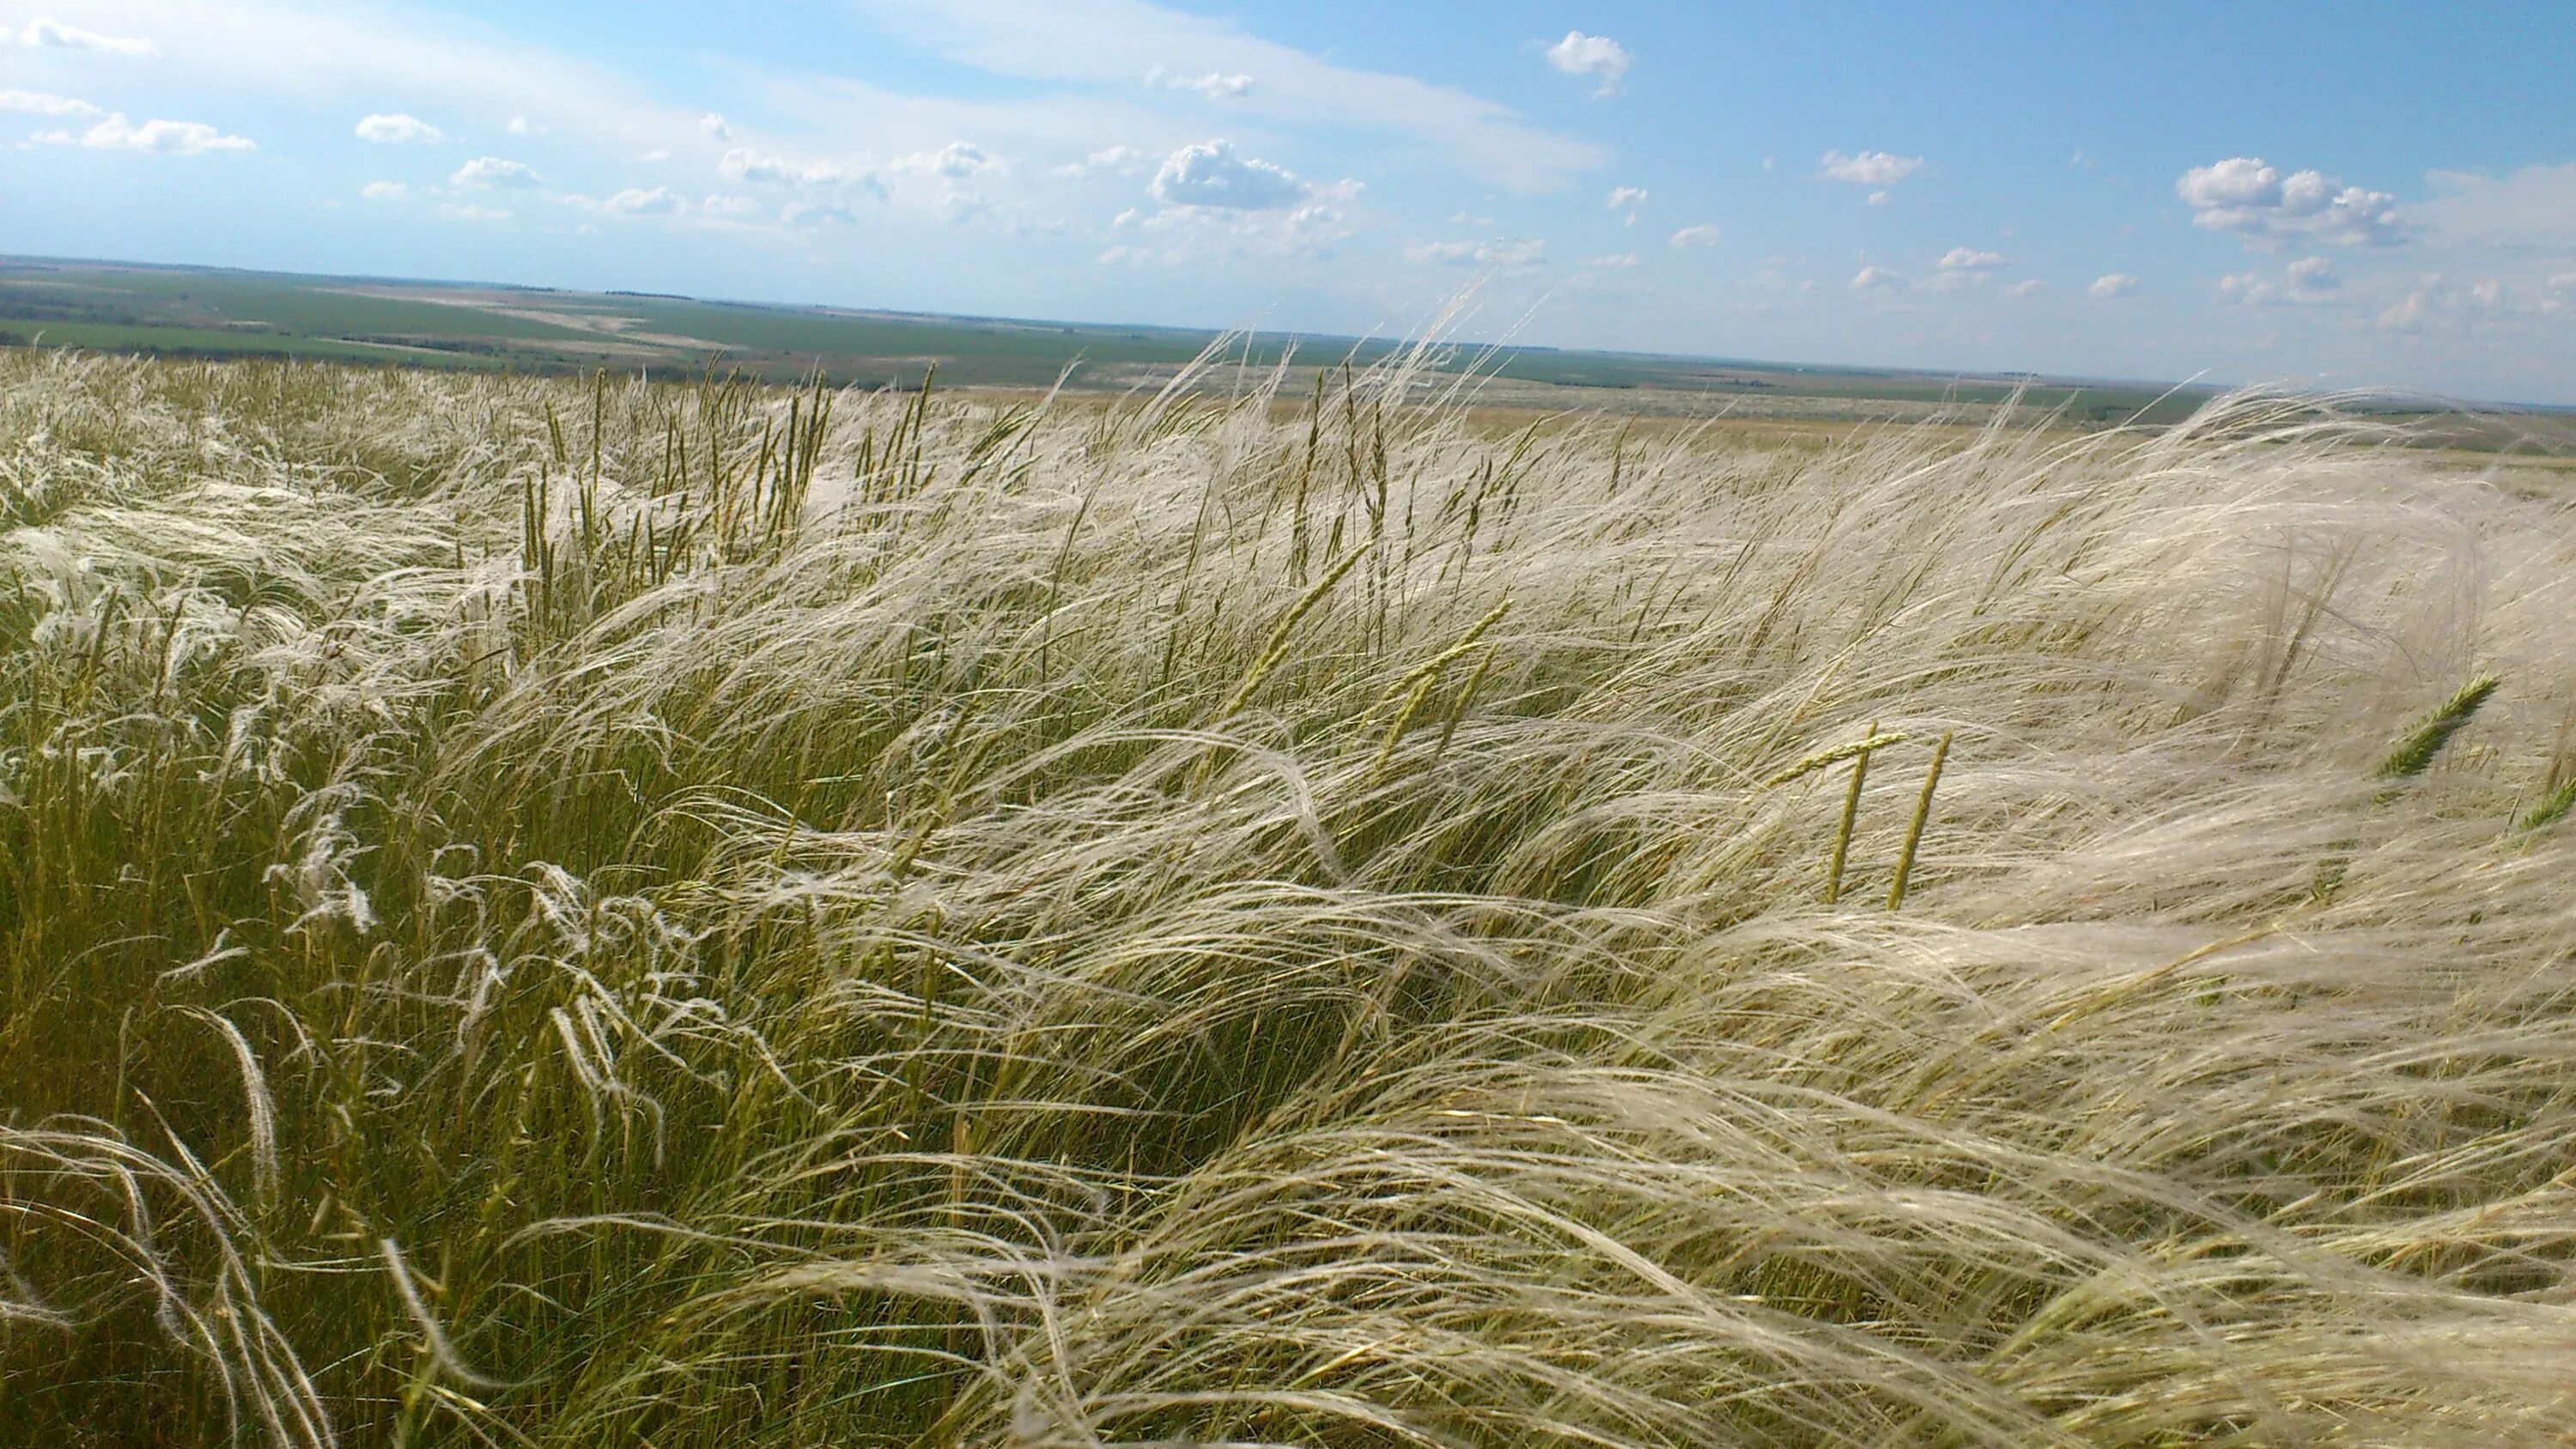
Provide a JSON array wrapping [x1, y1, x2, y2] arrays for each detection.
[[1866, 190, 1891, 207], [359, 180, 410, 201], [2288, 255, 2339, 292], [1937, 247, 2007, 271], [699, 113, 731, 141], [1406, 237, 1546, 268], [0, 88, 99, 117], [890, 141, 1001, 179], [2175, 157, 2403, 248], [1606, 186, 1648, 210], [34, 113, 252, 154], [2005, 279, 2047, 297], [451, 155, 543, 188], [1820, 150, 1924, 186], [2089, 272, 2140, 299], [1151, 138, 1306, 210], [355, 113, 444, 144], [719, 148, 881, 199], [604, 186, 684, 216], [1850, 265, 1904, 294], [435, 202, 510, 223], [1543, 31, 1630, 94], [1669, 224, 1721, 247], [507, 115, 544, 137], [17, 18, 156, 55]]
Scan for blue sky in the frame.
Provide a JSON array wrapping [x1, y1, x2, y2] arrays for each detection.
[[3, 1, 2573, 401]]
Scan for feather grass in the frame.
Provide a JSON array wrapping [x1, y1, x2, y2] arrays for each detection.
[[4, 348, 2576, 1446]]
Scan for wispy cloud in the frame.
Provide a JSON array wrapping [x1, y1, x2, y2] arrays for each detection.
[[1151, 67, 1255, 99], [34, 113, 252, 154], [2089, 272, 2140, 299], [1669, 224, 1721, 247], [1820, 149, 1924, 186], [1406, 237, 1546, 268], [0, 88, 100, 117], [16, 17, 157, 56], [846, 0, 1604, 188]]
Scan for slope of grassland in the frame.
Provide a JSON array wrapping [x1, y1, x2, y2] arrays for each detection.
[[3, 350, 2574, 1447]]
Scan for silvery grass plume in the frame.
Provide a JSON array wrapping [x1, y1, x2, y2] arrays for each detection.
[[3, 347, 2576, 1447]]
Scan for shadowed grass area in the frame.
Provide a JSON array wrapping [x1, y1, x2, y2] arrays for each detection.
[[3, 347, 2574, 1446]]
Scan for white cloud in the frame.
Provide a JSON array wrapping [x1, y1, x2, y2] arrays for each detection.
[[354, 113, 444, 144], [2175, 156, 2403, 248], [699, 112, 732, 140], [2089, 272, 2140, 299], [1151, 137, 1304, 210], [2287, 255, 2338, 292], [719, 148, 882, 198], [890, 140, 1001, 178], [1055, 144, 1147, 177], [2415, 163, 2576, 251], [2005, 279, 2046, 297], [359, 180, 410, 201], [1850, 265, 1904, 293], [0, 88, 100, 117], [1583, 252, 1641, 269], [1669, 223, 1721, 247], [1820, 149, 1924, 186], [635, 148, 671, 163], [1606, 185, 1648, 211], [604, 185, 684, 215], [702, 193, 761, 218], [1406, 237, 1546, 268], [1153, 68, 1255, 99], [435, 202, 510, 223], [17, 18, 157, 56], [2217, 272, 2275, 307], [34, 113, 253, 154], [846, 0, 1604, 189], [1866, 190, 1891, 207], [506, 114, 544, 137], [450, 155, 544, 188], [781, 200, 858, 228], [1937, 247, 2007, 271], [1543, 30, 1630, 94]]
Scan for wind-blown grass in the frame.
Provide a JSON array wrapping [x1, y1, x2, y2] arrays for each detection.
[[4, 347, 2575, 1447]]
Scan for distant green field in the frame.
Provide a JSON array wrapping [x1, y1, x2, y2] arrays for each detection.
[[0, 253, 2494, 435]]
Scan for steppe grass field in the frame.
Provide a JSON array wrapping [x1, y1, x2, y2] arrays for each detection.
[[3, 346, 2574, 1446]]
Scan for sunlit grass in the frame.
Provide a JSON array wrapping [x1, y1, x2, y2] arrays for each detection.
[[4, 346, 2574, 1446]]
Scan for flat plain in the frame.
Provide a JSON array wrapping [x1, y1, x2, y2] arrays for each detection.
[[2, 255, 2230, 423]]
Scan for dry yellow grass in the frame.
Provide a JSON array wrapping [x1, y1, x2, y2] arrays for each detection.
[[4, 347, 2575, 1446]]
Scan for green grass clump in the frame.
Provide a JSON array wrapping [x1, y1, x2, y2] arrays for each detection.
[[5, 349, 2576, 1447]]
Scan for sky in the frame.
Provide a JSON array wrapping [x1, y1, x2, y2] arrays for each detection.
[[3, 1, 2573, 403]]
